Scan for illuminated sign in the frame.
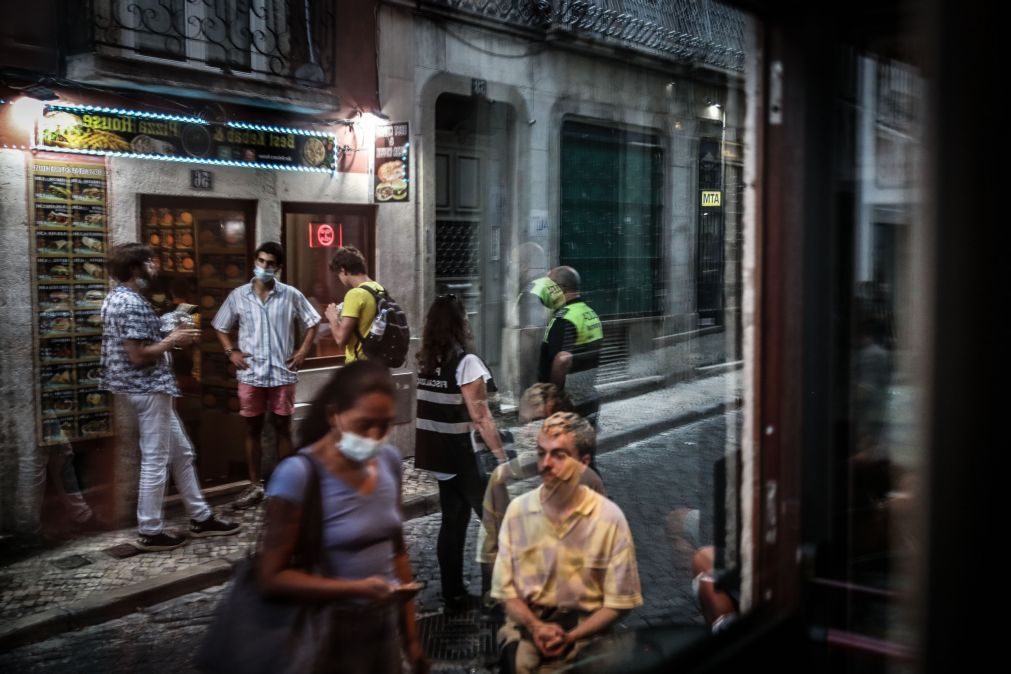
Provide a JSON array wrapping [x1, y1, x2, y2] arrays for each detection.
[[34, 104, 337, 173], [374, 123, 409, 203], [308, 222, 342, 249], [701, 190, 722, 207]]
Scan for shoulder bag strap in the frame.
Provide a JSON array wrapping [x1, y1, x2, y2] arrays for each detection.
[[354, 284, 383, 346], [293, 454, 325, 573]]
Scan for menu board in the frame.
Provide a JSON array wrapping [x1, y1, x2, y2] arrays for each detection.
[[30, 157, 113, 445], [374, 123, 409, 203]]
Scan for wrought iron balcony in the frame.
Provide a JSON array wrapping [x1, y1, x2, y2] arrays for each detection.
[[419, 0, 746, 72], [76, 0, 336, 87]]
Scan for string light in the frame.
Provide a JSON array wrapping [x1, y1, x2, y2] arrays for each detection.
[[45, 102, 207, 125], [225, 120, 335, 139]]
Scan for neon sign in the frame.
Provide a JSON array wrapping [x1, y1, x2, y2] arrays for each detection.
[[308, 223, 342, 248]]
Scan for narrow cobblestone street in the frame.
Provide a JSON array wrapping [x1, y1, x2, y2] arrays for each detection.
[[1, 413, 737, 673]]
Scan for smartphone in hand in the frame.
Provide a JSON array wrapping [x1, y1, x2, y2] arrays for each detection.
[[392, 581, 423, 598]]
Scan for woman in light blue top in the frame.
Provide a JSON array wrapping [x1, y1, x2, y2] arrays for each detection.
[[259, 360, 428, 674]]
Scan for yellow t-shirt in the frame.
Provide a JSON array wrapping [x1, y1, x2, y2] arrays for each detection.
[[341, 281, 384, 362]]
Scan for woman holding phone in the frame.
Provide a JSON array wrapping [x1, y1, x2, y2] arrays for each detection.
[[258, 360, 428, 673]]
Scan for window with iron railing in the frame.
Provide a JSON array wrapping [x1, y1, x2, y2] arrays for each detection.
[[88, 0, 334, 85]]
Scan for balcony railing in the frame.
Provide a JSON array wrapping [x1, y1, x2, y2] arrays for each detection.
[[421, 0, 746, 72], [79, 0, 336, 86]]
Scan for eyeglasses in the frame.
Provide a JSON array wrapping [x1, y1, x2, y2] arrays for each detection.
[[437, 293, 457, 300]]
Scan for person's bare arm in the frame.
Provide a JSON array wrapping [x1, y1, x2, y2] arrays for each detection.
[[257, 497, 393, 601], [123, 327, 199, 366], [503, 598, 566, 656], [461, 377, 507, 461], [549, 351, 573, 387], [392, 530, 428, 672], [564, 607, 626, 643], [215, 329, 249, 370], [286, 324, 318, 370], [332, 313, 359, 353]]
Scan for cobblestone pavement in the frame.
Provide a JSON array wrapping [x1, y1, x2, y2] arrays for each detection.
[[1, 413, 738, 673], [0, 372, 739, 632]]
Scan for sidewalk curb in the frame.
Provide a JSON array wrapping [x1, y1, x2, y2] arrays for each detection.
[[1, 395, 741, 652], [0, 555, 241, 653], [597, 399, 743, 456]]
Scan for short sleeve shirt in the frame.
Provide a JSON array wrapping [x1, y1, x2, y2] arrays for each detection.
[[341, 281, 384, 362], [491, 486, 643, 612], [100, 285, 179, 396], [265, 445, 403, 584], [211, 280, 321, 387]]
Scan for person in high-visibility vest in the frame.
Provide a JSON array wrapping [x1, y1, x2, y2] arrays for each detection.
[[537, 266, 604, 427]]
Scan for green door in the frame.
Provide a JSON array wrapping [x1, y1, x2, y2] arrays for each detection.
[[559, 121, 663, 319]]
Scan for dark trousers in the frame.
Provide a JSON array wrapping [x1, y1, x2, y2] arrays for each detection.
[[436, 455, 488, 598]]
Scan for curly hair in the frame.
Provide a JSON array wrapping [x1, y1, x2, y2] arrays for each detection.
[[416, 295, 473, 375], [255, 241, 285, 268], [540, 411, 596, 459], [108, 243, 153, 282], [329, 246, 368, 275]]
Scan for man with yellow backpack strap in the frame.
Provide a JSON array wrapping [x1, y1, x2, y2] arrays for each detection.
[[537, 266, 604, 430]]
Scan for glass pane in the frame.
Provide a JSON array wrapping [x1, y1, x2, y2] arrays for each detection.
[[283, 210, 374, 359], [139, 197, 255, 486], [833, 51, 925, 662], [427, 8, 754, 660]]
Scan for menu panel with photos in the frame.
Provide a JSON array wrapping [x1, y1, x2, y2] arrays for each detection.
[[30, 157, 113, 445]]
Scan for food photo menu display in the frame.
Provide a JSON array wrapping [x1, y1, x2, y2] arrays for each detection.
[[30, 157, 113, 445]]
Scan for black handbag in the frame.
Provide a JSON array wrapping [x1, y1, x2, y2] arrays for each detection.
[[195, 455, 328, 674]]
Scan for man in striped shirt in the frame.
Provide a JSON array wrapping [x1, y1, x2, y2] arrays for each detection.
[[213, 242, 320, 509]]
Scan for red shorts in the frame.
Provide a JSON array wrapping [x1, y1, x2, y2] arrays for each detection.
[[237, 382, 296, 417]]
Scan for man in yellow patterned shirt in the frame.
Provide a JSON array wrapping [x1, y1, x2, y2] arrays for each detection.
[[491, 412, 642, 673]]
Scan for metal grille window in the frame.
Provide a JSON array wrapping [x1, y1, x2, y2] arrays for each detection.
[[91, 0, 332, 84], [559, 121, 664, 319]]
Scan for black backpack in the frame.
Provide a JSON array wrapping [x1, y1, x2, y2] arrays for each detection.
[[356, 285, 410, 368]]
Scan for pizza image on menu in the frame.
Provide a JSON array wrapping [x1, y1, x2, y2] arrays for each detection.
[[302, 137, 327, 167], [375, 159, 407, 201]]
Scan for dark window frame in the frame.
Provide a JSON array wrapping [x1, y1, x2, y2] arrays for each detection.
[[280, 202, 377, 369]]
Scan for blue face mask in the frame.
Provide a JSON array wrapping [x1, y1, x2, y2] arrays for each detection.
[[253, 265, 276, 282], [338, 431, 382, 463]]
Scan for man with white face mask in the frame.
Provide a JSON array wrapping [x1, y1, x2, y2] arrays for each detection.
[[214, 241, 320, 509], [491, 412, 642, 673]]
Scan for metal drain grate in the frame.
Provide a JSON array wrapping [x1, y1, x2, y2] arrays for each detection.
[[417, 607, 499, 664], [51, 554, 94, 570], [103, 543, 141, 559]]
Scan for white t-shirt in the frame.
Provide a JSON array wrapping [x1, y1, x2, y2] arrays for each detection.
[[432, 354, 492, 481]]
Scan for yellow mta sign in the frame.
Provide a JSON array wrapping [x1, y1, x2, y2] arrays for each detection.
[[701, 191, 722, 207]]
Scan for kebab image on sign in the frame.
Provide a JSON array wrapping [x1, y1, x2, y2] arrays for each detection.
[[375, 159, 408, 202]]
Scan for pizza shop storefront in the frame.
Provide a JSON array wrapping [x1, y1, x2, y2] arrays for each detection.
[[0, 95, 413, 533]]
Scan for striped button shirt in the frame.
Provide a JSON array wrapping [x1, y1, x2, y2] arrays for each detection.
[[211, 279, 321, 388]]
